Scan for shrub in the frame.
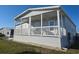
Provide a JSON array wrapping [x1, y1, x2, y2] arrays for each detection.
[[0, 33, 6, 40], [0, 33, 5, 37]]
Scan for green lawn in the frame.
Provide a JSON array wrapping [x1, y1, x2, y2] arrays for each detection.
[[0, 39, 79, 54]]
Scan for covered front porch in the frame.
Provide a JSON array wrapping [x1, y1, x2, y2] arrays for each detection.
[[15, 10, 62, 37]]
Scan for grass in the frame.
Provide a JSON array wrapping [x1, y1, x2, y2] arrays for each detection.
[[0, 39, 41, 54], [0, 38, 79, 54], [0, 39, 64, 54]]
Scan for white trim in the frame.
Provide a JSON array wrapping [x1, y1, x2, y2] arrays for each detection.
[[31, 26, 58, 28], [20, 18, 22, 35], [41, 13, 43, 36], [57, 10, 61, 38], [31, 34, 59, 37], [31, 34, 41, 36], [29, 6, 60, 11], [42, 35, 59, 37], [29, 16, 31, 36]]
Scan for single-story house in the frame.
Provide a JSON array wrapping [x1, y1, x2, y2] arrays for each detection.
[[14, 6, 76, 49], [0, 27, 14, 38]]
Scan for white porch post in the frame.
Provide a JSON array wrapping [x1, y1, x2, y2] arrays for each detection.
[[41, 13, 43, 36], [57, 10, 61, 38], [20, 18, 22, 35], [14, 19, 16, 35], [29, 16, 31, 36]]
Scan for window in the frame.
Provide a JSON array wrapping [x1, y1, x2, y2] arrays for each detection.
[[48, 20, 55, 26], [48, 20, 55, 31]]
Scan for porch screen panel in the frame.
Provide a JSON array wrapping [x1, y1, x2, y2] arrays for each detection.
[[30, 15, 41, 35], [42, 11, 58, 26], [42, 11, 58, 36], [30, 27, 41, 36], [15, 25, 21, 35], [15, 19, 21, 26], [22, 23, 29, 35], [42, 26, 59, 36], [20, 18, 29, 36]]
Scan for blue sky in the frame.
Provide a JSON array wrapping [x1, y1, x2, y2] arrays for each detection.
[[0, 5, 79, 32]]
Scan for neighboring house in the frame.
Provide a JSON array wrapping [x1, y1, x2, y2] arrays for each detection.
[[0, 28, 14, 38], [14, 6, 76, 49], [77, 32, 79, 36]]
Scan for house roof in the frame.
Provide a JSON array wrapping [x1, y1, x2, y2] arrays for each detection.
[[14, 6, 61, 20], [14, 5, 76, 27]]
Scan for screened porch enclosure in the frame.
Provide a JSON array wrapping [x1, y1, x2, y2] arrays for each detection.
[[15, 10, 60, 36]]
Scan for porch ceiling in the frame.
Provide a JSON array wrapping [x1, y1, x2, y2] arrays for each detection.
[[31, 11, 57, 21], [21, 10, 56, 18]]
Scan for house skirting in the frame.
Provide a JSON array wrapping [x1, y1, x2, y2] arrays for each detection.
[[13, 35, 62, 49]]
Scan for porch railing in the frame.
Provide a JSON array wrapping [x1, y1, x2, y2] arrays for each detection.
[[14, 28, 29, 35], [14, 26, 59, 36]]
